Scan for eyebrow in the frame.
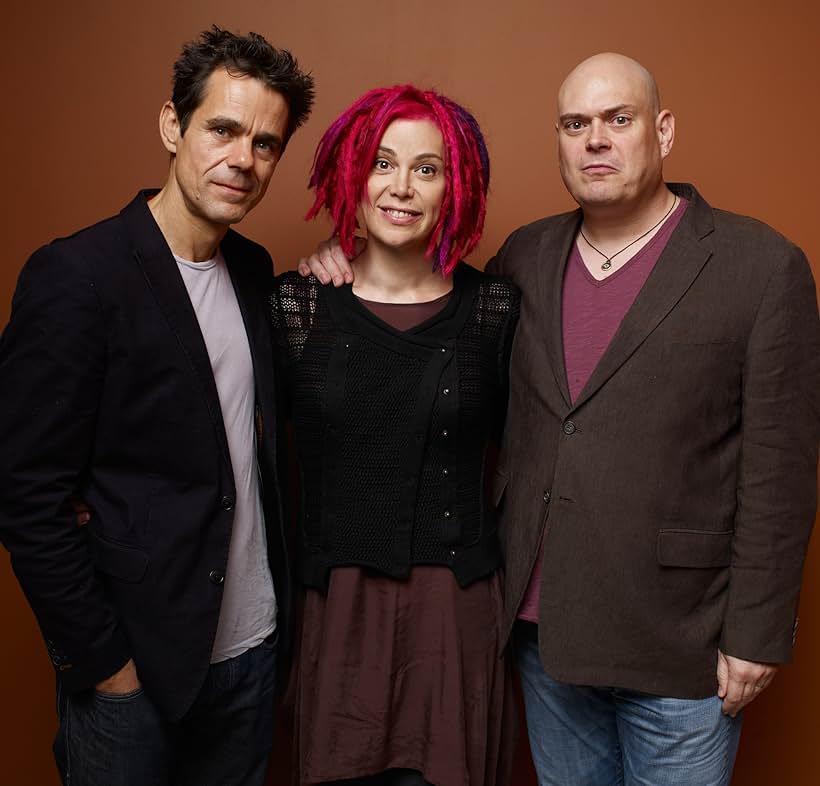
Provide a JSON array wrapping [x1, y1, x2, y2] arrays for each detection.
[[377, 145, 444, 162], [205, 116, 284, 151], [205, 116, 243, 132], [559, 104, 640, 124]]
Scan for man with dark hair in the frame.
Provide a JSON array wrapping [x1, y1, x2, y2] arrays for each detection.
[[0, 26, 313, 786], [301, 52, 819, 786]]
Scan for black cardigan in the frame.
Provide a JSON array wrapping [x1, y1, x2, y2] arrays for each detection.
[[271, 263, 520, 590]]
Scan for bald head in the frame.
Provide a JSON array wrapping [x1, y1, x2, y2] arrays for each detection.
[[559, 53, 660, 116], [555, 52, 675, 216]]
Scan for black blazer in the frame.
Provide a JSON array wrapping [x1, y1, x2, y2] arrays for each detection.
[[0, 192, 290, 721], [488, 183, 820, 698]]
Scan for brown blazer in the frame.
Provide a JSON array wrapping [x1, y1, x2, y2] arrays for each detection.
[[487, 183, 820, 698]]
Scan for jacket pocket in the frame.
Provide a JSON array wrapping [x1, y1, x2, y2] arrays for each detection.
[[87, 530, 149, 583], [657, 528, 733, 568]]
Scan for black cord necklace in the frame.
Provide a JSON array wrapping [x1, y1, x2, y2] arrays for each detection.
[[579, 196, 678, 271]]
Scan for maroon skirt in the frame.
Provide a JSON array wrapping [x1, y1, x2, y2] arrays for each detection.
[[295, 566, 516, 786]]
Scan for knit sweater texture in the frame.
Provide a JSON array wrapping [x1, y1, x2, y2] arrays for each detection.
[[271, 263, 520, 590]]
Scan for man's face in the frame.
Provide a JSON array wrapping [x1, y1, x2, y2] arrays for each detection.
[[161, 67, 289, 227], [556, 57, 671, 211]]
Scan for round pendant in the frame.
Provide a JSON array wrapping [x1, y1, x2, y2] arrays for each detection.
[[601, 260, 613, 271]]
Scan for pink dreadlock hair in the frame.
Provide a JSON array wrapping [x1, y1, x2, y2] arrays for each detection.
[[306, 85, 490, 276]]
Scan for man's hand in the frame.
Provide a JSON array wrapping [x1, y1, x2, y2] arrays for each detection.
[[95, 658, 141, 695], [296, 237, 363, 286], [69, 496, 91, 527], [716, 650, 778, 717]]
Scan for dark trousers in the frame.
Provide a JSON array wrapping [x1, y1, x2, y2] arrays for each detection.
[[54, 634, 278, 786]]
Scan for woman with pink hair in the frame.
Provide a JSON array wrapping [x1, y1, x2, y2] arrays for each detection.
[[271, 85, 519, 786]]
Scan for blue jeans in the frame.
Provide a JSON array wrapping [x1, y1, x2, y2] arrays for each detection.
[[516, 624, 742, 786], [53, 633, 278, 786]]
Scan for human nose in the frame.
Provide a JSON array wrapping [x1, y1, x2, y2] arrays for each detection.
[[585, 118, 611, 151], [389, 167, 414, 198], [226, 137, 254, 170]]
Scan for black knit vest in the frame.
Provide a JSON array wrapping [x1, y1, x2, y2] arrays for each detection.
[[271, 264, 520, 591]]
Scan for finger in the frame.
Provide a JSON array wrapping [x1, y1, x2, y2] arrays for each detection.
[[316, 253, 346, 287], [721, 678, 747, 717], [330, 247, 355, 283], [296, 258, 316, 279], [304, 254, 332, 285], [716, 651, 728, 697]]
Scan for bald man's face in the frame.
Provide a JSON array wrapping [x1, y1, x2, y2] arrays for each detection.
[[556, 60, 671, 211]]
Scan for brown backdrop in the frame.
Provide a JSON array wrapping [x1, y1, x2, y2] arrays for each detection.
[[1, 1, 818, 783]]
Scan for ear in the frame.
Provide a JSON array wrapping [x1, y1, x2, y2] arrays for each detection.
[[158, 101, 181, 155], [656, 109, 675, 159]]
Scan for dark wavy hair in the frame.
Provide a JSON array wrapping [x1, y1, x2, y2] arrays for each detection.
[[172, 25, 315, 144]]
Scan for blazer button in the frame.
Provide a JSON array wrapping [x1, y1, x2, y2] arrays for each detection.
[[221, 495, 235, 511], [209, 570, 225, 585], [562, 420, 576, 435]]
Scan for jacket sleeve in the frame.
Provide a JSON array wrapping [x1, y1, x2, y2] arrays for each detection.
[[720, 245, 820, 663], [484, 227, 522, 279], [0, 244, 130, 691]]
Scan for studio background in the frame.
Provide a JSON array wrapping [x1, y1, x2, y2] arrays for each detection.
[[1, 1, 818, 783]]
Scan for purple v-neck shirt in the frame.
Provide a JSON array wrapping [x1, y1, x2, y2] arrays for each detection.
[[518, 198, 689, 623]]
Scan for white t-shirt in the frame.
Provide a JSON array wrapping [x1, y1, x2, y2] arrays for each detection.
[[175, 250, 276, 663]]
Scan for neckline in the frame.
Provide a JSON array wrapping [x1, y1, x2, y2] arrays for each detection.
[[324, 262, 480, 350], [573, 198, 686, 288], [338, 263, 465, 337], [355, 291, 452, 308]]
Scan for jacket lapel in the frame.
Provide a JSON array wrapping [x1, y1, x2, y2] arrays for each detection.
[[536, 211, 581, 410], [571, 185, 715, 410], [222, 231, 276, 417], [119, 192, 232, 467]]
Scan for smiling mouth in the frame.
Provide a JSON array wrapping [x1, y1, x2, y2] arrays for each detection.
[[379, 206, 421, 219]]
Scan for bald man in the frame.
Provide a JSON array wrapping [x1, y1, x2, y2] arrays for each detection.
[[300, 53, 820, 785]]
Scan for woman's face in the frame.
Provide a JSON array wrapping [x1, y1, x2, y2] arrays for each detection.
[[360, 118, 446, 256]]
